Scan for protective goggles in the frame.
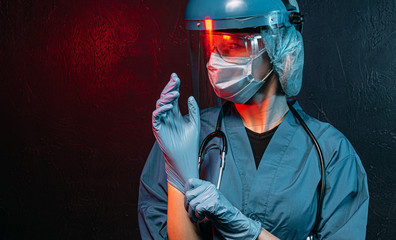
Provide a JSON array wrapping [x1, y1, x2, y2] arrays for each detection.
[[201, 32, 266, 64]]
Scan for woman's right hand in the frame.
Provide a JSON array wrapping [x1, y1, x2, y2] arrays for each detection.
[[152, 73, 201, 193], [185, 178, 263, 240]]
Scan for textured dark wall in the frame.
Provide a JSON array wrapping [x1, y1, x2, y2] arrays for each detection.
[[0, 0, 190, 239], [298, 1, 396, 239], [0, 0, 395, 239]]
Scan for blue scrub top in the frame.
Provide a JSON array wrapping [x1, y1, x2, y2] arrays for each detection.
[[138, 102, 369, 239]]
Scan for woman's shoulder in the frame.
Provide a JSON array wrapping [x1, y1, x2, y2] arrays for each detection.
[[303, 111, 353, 149], [292, 102, 349, 145], [299, 108, 362, 173]]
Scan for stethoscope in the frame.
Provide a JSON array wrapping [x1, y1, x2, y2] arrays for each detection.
[[198, 100, 325, 240]]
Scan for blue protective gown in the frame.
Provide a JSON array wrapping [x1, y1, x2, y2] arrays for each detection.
[[138, 102, 369, 239]]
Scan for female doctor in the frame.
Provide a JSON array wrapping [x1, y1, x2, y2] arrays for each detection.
[[138, 0, 369, 239]]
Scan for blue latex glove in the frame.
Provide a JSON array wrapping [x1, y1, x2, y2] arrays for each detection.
[[152, 73, 200, 193], [185, 178, 262, 240]]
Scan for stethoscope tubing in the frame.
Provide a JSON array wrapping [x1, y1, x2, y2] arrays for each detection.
[[198, 102, 228, 189], [197, 101, 325, 239], [287, 101, 326, 239]]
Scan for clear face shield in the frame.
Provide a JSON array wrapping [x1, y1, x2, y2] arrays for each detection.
[[187, 13, 290, 108]]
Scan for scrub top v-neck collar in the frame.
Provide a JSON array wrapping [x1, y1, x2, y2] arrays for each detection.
[[222, 103, 298, 214]]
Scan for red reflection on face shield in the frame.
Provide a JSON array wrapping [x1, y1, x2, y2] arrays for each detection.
[[204, 18, 213, 31], [204, 17, 214, 50]]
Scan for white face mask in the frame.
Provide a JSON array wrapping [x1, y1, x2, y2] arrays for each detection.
[[207, 51, 273, 104]]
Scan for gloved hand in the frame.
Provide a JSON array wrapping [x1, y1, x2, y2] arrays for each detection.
[[185, 178, 262, 240], [152, 73, 200, 193]]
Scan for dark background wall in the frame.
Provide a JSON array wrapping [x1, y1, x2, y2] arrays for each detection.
[[0, 0, 394, 239], [299, 1, 396, 239]]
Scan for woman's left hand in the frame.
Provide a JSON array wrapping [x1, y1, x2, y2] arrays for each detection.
[[184, 178, 262, 240]]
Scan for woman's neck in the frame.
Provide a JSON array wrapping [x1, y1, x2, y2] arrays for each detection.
[[234, 75, 289, 133]]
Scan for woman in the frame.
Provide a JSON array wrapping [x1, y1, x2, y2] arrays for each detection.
[[138, 0, 369, 239]]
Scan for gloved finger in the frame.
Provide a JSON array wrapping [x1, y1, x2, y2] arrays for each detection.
[[184, 178, 207, 212], [194, 198, 212, 222], [171, 97, 182, 121], [188, 193, 211, 223], [186, 186, 211, 223], [185, 182, 211, 201], [190, 181, 221, 223], [185, 180, 208, 199], [160, 73, 180, 97], [156, 91, 180, 108], [186, 200, 199, 223], [185, 178, 207, 192], [185, 179, 214, 213], [152, 104, 173, 131], [187, 96, 200, 126]]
